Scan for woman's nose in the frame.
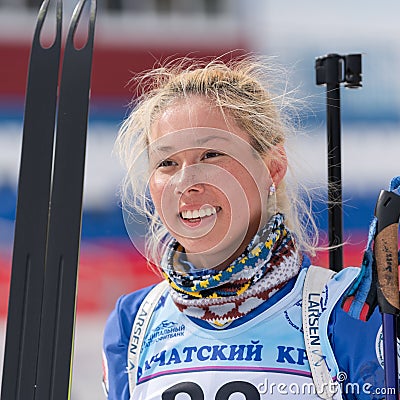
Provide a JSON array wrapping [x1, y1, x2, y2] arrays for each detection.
[[172, 164, 205, 195]]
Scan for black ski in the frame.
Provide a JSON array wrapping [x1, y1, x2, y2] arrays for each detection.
[[1, 0, 96, 399], [1, 1, 62, 398]]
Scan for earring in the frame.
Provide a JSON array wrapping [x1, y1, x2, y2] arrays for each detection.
[[268, 182, 277, 215], [268, 182, 276, 197]]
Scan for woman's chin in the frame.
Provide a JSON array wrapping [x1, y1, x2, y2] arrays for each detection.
[[178, 236, 246, 270], [167, 213, 219, 243]]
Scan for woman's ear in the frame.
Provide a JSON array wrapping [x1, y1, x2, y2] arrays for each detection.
[[266, 144, 287, 186]]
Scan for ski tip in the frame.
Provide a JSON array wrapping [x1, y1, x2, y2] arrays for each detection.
[[33, 0, 62, 51], [66, 0, 97, 51]]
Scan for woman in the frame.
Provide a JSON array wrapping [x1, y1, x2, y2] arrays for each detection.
[[103, 56, 387, 399]]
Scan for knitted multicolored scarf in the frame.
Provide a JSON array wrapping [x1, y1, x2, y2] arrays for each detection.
[[162, 213, 301, 327]]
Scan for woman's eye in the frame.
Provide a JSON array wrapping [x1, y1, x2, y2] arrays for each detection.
[[203, 151, 224, 160], [156, 159, 176, 168]]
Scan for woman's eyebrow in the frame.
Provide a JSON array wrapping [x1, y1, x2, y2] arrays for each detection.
[[149, 145, 174, 157], [195, 135, 230, 146], [149, 135, 231, 157]]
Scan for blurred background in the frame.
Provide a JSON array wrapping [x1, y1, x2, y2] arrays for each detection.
[[0, 0, 399, 398]]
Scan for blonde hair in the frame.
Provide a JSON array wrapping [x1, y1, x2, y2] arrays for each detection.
[[115, 55, 320, 269]]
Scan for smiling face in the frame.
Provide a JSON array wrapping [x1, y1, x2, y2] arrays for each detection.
[[148, 96, 273, 269]]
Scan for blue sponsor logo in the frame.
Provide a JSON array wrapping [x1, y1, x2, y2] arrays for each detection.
[[143, 320, 186, 348]]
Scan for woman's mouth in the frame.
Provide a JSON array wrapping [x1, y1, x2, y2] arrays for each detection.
[[179, 206, 221, 225]]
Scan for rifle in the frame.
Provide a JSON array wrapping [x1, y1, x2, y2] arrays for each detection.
[[315, 53, 362, 271]]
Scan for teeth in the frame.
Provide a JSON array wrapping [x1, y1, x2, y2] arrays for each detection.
[[181, 206, 217, 220], [192, 210, 200, 218]]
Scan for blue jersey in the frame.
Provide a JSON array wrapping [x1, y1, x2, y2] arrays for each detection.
[[103, 264, 391, 400]]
